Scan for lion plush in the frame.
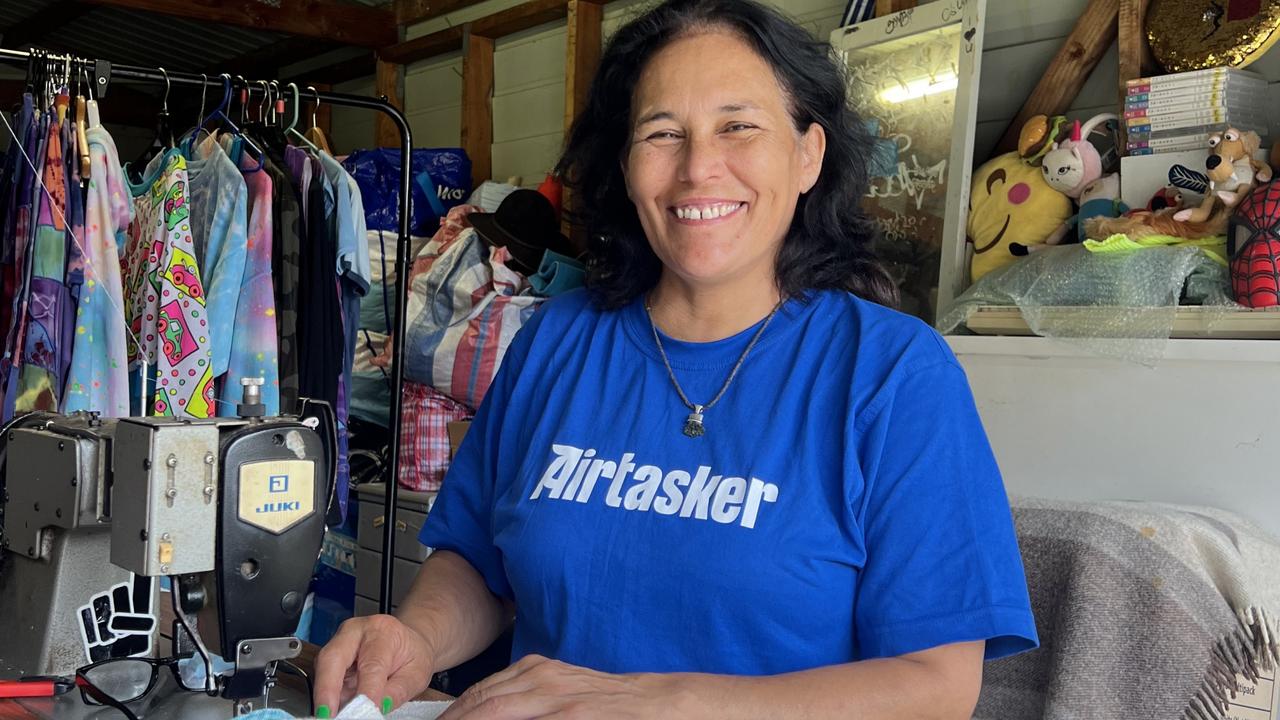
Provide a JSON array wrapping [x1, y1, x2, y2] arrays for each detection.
[[969, 152, 1073, 282]]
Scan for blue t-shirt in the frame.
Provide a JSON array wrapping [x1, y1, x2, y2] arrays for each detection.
[[419, 289, 1038, 675]]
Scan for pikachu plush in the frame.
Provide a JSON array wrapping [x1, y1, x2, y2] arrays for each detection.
[[968, 151, 1072, 282]]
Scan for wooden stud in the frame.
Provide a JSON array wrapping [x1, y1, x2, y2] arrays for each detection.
[[376, 60, 403, 148], [993, 0, 1119, 156], [379, 26, 466, 65], [874, 0, 917, 16], [562, 0, 603, 249], [564, 0, 603, 133], [1118, 0, 1153, 86], [78, 0, 396, 47], [461, 26, 495, 187]]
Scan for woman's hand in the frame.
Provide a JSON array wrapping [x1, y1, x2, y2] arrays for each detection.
[[313, 614, 436, 713], [437, 654, 695, 720]]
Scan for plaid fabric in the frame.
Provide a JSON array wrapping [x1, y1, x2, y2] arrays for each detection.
[[398, 380, 473, 493]]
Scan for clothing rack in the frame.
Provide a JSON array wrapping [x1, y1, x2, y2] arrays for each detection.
[[0, 46, 413, 614]]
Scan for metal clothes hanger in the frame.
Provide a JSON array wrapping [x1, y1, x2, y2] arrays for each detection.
[[303, 85, 333, 155], [284, 82, 320, 154]]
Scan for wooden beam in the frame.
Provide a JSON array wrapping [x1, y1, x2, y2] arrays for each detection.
[[461, 27, 494, 187], [376, 59, 403, 148], [874, 0, 917, 15], [379, 26, 465, 65], [993, 0, 1119, 156], [77, 0, 396, 48], [473, 0, 567, 38], [394, 0, 489, 27], [2, 1, 95, 49], [380, 0, 569, 65], [562, 0, 602, 250], [563, 0, 602, 132], [1117, 0, 1153, 86]]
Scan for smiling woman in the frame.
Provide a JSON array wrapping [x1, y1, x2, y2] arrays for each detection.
[[313, 2, 1039, 718]]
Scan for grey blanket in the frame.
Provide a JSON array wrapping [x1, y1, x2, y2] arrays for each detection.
[[975, 497, 1279, 720]]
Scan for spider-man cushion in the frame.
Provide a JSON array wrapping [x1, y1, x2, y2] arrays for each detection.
[[1227, 181, 1280, 308]]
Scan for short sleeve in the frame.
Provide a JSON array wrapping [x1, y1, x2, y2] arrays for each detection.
[[417, 309, 544, 600], [853, 360, 1038, 661]]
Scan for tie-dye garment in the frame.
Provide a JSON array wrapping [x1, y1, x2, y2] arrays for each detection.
[[15, 104, 72, 412], [122, 151, 215, 418], [187, 137, 248, 407], [63, 125, 133, 416], [221, 144, 279, 415]]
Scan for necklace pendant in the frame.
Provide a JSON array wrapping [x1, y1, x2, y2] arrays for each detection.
[[683, 406, 705, 438]]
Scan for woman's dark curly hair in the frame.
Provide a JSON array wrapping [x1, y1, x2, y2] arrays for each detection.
[[555, 0, 897, 309]]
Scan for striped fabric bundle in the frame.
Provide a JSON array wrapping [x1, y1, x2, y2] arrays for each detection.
[[403, 227, 542, 410]]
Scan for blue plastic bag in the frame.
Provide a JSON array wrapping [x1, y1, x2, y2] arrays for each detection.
[[342, 148, 472, 237]]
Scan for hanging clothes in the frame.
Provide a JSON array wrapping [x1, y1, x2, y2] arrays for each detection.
[[187, 135, 248, 415], [0, 94, 37, 419], [220, 135, 280, 415], [0, 95, 34, 359], [262, 149, 302, 414], [61, 106, 87, 399], [63, 123, 133, 416], [14, 94, 73, 413], [289, 148, 342, 411], [123, 150, 215, 418]]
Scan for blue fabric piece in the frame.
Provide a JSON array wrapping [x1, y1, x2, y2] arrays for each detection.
[[527, 250, 585, 298], [420, 289, 1039, 675]]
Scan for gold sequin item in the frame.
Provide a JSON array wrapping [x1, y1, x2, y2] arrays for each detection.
[[1147, 0, 1280, 72]]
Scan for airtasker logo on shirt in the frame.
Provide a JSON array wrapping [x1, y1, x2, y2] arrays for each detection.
[[530, 444, 779, 529]]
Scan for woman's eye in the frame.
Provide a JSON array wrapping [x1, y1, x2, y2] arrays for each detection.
[[645, 130, 681, 142], [723, 123, 754, 133]]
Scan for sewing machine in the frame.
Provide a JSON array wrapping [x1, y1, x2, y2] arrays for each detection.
[[0, 381, 334, 716]]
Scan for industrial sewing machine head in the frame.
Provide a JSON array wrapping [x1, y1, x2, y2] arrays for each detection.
[[0, 381, 335, 716]]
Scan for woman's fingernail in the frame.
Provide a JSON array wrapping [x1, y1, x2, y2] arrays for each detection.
[[382, 696, 394, 715], [317, 705, 331, 719]]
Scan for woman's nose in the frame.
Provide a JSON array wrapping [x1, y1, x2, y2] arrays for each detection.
[[679, 135, 725, 185]]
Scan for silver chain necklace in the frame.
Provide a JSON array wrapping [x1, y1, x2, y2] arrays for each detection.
[[645, 299, 783, 438]]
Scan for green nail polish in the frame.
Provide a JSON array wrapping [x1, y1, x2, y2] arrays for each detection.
[[317, 705, 331, 719], [382, 696, 393, 714]]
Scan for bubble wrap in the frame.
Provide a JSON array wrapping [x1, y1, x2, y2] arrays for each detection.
[[937, 244, 1236, 364]]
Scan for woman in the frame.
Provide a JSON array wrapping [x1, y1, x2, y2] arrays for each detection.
[[315, 0, 1038, 716]]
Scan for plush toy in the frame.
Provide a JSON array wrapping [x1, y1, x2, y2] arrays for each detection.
[[1175, 128, 1272, 223], [968, 151, 1073, 281], [1088, 128, 1268, 240], [1017, 173, 1128, 251], [1228, 182, 1280, 308], [1040, 113, 1118, 199], [1125, 185, 1186, 216], [1018, 114, 1070, 166]]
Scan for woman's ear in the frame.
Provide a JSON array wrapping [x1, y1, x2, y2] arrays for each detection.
[[800, 122, 827, 194]]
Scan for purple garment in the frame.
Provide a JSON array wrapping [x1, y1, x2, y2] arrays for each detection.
[[285, 146, 313, 220]]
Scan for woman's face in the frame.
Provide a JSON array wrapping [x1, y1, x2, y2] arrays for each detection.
[[625, 30, 826, 292]]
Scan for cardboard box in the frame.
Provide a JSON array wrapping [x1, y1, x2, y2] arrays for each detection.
[[1119, 147, 1271, 211], [447, 421, 471, 459]]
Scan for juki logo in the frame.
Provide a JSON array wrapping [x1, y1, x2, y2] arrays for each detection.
[[258, 475, 299, 514], [437, 186, 465, 201]]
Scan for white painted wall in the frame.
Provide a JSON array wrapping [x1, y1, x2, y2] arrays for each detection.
[[331, 0, 1280, 183]]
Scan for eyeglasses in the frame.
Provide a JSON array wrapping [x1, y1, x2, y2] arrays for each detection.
[[74, 655, 313, 718], [75, 654, 204, 720]]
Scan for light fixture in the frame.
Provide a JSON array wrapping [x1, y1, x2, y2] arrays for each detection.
[[879, 72, 959, 104]]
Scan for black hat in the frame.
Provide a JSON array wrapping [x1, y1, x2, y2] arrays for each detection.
[[469, 189, 578, 276]]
